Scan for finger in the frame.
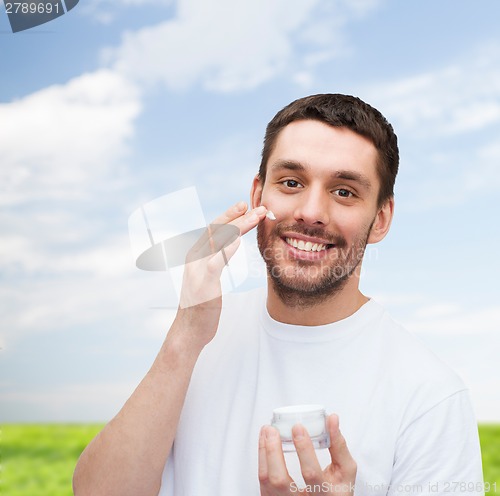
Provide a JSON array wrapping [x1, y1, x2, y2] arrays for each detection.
[[229, 205, 268, 237], [293, 424, 324, 486], [184, 224, 239, 264], [327, 414, 357, 475], [210, 201, 248, 225], [205, 235, 241, 276], [258, 427, 269, 484], [185, 199, 249, 261], [261, 426, 293, 492], [196, 204, 267, 258]]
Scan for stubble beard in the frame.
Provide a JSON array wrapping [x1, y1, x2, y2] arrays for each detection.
[[257, 221, 374, 308]]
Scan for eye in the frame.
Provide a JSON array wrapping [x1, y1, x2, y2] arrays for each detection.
[[335, 188, 354, 198], [282, 179, 303, 188]]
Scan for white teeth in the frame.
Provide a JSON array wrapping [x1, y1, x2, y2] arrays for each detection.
[[285, 237, 327, 252]]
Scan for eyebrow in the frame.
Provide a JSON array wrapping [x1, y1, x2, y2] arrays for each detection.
[[270, 160, 372, 191], [333, 170, 372, 191], [270, 160, 305, 173]]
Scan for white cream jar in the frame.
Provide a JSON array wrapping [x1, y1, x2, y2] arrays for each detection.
[[271, 404, 330, 452]]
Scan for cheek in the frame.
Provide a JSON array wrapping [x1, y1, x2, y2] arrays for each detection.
[[337, 213, 375, 242], [260, 193, 291, 223], [332, 210, 359, 230]]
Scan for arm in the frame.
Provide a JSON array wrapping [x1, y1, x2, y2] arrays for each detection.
[[73, 202, 268, 496]]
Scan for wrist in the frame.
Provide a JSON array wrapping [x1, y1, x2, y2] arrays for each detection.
[[159, 311, 216, 365], [152, 331, 202, 377]]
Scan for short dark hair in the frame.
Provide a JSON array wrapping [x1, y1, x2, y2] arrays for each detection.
[[259, 94, 399, 207]]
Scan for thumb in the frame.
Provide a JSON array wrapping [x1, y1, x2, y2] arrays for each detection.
[[327, 414, 357, 475]]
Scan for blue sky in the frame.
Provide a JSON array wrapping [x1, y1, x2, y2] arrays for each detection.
[[1, 0, 499, 422]]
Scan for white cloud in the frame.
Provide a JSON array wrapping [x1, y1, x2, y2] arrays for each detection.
[[0, 382, 139, 422], [361, 43, 500, 211], [292, 71, 316, 89], [413, 303, 461, 320], [408, 305, 500, 335], [100, 0, 172, 4], [107, 0, 385, 93], [366, 43, 500, 137], [0, 235, 178, 339], [462, 141, 500, 192], [347, 0, 384, 15], [109, 0, 309, 92], [0, 69, 141, 206], [81, 0, 174, 24], [396, 134, 500, 211], [371, 293, 500, 337], [0, 69, 152, 350]]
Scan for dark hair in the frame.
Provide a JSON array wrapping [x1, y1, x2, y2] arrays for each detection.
[[259, 94, 399, 207]]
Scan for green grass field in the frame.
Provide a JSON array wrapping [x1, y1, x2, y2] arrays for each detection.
[[1, 424, 103, 496], [1, 424, 499, 495]]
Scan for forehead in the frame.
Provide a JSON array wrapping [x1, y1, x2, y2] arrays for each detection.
[[267, 120, 379, 183]]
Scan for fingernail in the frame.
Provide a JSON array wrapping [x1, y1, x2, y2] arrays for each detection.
[[254, 205, 267, 214], [234, 201, 246, 211]]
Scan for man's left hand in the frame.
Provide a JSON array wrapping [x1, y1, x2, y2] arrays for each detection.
[[258, 414, 357, 495]]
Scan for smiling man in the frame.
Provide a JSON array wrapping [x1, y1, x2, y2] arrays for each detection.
[[74, 94, 484, 496], [253, 118, 392, 318]]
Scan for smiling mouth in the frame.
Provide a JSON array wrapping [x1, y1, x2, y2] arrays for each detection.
[[284, 237, 334, 253]]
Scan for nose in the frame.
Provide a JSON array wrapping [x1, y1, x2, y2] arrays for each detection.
[[293, 187, 330, 226]]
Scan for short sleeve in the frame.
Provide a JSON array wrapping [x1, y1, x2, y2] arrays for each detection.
[[387, 390, 484, 496]]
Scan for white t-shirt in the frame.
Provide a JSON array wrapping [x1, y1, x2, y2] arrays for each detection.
[[159, 288, 483, 495]]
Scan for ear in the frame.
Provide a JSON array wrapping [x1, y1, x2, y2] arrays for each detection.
[[250, 174, 263, 209], [367, 197, 394, 244]]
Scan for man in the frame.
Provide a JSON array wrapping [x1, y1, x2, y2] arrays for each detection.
[[73, 94, 483, 496]]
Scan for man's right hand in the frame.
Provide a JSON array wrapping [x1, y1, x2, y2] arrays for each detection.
[[172, 201, 269, 352]]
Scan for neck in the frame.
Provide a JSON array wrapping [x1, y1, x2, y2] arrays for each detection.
[[266, 274, 369, 326]]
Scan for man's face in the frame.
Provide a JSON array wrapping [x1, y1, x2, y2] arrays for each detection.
[[252, 120, 387, 305]]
